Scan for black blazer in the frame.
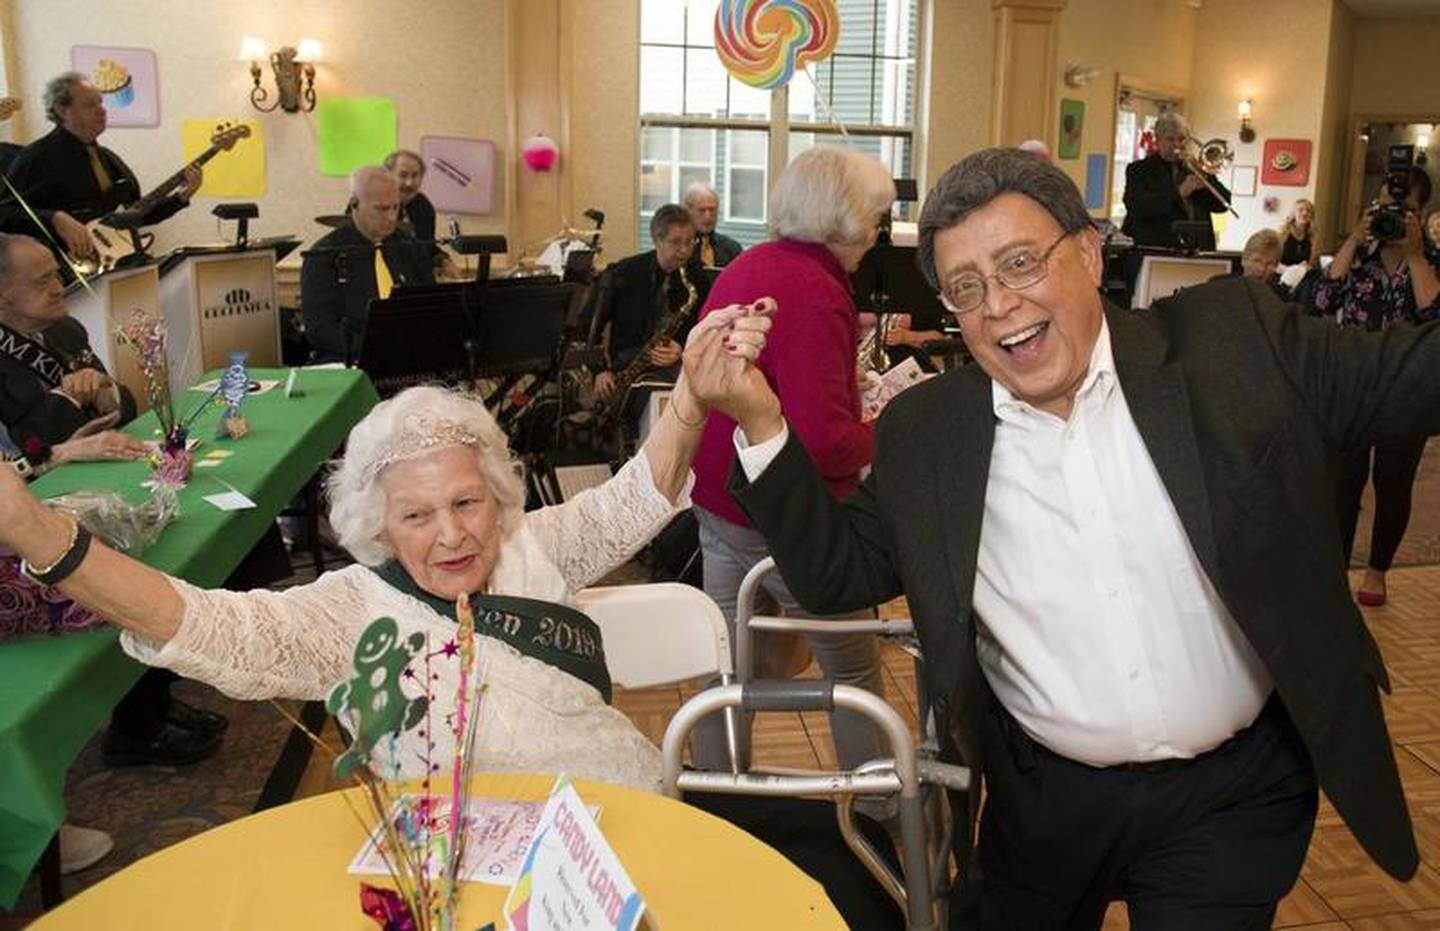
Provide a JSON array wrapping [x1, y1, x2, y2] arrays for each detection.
[[1121, 154, 1231, 247], [591, 250, 696, 371], [0, 317, 137, 448], [299, 222, 436, 363], [732, 278, 1421, 888], [0, 126, 187, 234]]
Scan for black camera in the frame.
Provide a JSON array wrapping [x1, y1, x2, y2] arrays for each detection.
[[1373, 144, 1415, 242]]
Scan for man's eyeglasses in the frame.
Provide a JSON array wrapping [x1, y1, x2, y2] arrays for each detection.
[[938, 231, 1074, 315]]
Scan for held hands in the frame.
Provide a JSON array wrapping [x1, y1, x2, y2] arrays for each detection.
[[54, 211, 95, 259], [1178, 173, 1206, 198], [680, 298, 781, 440], [594, 370, 618, 401]]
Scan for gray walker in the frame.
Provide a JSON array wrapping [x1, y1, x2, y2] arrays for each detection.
[[660, 557, 972, 931]]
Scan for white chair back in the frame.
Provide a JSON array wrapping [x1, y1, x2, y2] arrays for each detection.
[[576, 582, 733, 689]]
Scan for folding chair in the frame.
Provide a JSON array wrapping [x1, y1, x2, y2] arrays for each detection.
[[574, 582, 743, 766]]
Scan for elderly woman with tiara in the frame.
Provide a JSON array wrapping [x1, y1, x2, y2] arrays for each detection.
[[0, 305, 773, 790]]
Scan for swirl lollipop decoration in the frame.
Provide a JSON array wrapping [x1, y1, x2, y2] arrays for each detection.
[[714, 0, 840, 90]]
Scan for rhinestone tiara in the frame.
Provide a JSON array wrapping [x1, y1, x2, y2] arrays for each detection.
[[356, 411, 481, 484]]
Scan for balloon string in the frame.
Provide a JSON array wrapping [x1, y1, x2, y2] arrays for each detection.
[[803, 64, 849, 140]]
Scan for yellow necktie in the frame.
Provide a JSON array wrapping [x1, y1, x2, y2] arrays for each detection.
[[374, 247, 394, 299], [700, 234, 715, 267], [87, 145, 112, 193]]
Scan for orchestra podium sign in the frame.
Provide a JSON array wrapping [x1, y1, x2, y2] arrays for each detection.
[[160, 246, 284, 394], [64, 264, 163, 412]]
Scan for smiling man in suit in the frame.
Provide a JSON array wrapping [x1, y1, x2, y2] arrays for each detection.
[[692, 147, 1422, 929]]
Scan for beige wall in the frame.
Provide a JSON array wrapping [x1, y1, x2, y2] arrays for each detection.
[[922, 0, 995, 193], [1188, 0, 1336, 251], [1053, 0, 1196, 213], [567, 0, 640, 259], [1313, 0, 1353, 247], [1350, 16, 1440, 117], [3, 0, 509, 256]]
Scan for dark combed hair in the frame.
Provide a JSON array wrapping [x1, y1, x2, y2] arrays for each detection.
[[649, 203, 693, 243], [917, 148, 1094, 289]]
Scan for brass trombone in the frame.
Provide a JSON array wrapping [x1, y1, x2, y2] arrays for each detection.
[[1183, 135, 1240, 218]]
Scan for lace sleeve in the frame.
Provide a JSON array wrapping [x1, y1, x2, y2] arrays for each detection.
[[119, 570, 368, 701], [525, 453, 691, 591]]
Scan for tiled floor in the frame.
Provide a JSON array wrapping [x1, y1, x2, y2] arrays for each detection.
[[608, 567, 1440, 930]]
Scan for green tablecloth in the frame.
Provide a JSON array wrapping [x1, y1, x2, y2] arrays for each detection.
[[0, 366, 378, 909]]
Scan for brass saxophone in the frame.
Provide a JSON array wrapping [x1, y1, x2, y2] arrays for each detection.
[[598, 263, 699, 423]]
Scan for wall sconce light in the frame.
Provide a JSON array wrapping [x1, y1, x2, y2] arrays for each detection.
[[1237, 99, 1255, 144], [1064, 65, 1100, 88], [239, 36, 323, 113]]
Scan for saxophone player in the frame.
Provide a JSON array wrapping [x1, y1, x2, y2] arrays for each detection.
[[591, 203, 697, 427]]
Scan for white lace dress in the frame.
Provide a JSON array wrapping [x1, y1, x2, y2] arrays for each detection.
[[121, 454, 688, 792]]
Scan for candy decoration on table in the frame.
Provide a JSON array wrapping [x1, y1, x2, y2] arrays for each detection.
[[217, 351, 251, 439], [115, 310, 194, 487], [713, 0, 840, 90], [326, 617, 429, 780], [292, 601, 485, 931]]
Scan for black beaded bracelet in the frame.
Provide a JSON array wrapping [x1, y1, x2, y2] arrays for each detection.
[[22, 522, 93, 587]]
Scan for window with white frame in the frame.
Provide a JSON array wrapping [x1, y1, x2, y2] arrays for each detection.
[[640, 127, 717, 214], [639, 0, 920, 247]]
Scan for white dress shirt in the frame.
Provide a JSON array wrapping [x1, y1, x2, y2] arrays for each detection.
[[736, 319, 1271, 766]]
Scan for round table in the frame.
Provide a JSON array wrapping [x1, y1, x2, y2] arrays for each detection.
[[31, 772, 846, 929]]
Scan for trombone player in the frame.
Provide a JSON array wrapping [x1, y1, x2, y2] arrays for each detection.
[[1122, 112, 1233, 248]]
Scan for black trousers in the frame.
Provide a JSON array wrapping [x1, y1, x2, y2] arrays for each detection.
[[1336, 434, 1429, 571], [110, 667, 177, 738], [970, 694, 1317, 931]]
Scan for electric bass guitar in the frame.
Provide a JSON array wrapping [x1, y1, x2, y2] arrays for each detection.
[[71, 122, 251, 276]]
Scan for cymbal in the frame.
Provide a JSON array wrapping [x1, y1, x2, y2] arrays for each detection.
[[314, 214, 349, 229]]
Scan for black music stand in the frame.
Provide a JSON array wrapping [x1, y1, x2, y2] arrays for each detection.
[[356, 291, 475, 396]]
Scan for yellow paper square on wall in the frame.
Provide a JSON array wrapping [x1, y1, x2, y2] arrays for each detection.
[[181, 119, 265, 197]]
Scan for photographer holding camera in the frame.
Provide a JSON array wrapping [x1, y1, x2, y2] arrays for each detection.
[[1316, 147, 1440, 607]]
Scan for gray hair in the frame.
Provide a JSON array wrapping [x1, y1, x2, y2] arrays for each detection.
[[1154, 111, 1190, 139], [0, 233, 42, 285], [383, 149, 425, 175], [1242, 228, 1282, 259], [917, 147, 1093, 289], [43, 72, 87, 124], [649, 203, 693, 243], [348, 165, 398, 200], [769, 146, 895, 246], [683, 182, 718, 208], [328, 386, 526, 567]]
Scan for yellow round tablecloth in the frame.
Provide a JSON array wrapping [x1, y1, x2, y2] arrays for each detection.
[[32, 772, 846, 929]]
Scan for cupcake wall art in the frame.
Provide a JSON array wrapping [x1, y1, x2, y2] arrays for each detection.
[[70, 46, 159, 128]]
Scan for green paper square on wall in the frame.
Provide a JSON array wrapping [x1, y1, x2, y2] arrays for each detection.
[[316, 96, 397, 176]]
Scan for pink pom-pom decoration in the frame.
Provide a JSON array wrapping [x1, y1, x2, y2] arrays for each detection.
[[521, 134, 559, 172]]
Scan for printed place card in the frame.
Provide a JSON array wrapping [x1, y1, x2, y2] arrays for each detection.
[[503, 776, 648, 931]]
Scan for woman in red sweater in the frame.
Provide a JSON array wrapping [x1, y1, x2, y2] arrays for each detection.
[[690, 146, 895, 772]]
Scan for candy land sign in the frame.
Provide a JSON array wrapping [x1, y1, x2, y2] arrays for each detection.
[[503, 778, 647, 931]]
